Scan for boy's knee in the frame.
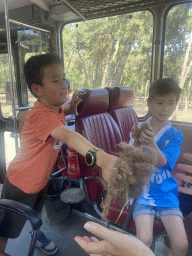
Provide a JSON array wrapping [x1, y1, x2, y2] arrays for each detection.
[[171, 239, 188, 255], [179, 239, 188, 255]]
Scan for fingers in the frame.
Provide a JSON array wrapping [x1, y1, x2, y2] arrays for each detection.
[[176, 173, 192, 184], [83, 236, 93, 243], [141, 128, 153, 138], [177, 164, 192, 174], [83, 222, 119, 245], [71, 92, 83, 104], [90, 237, 100, 243], [139, 135, 151, 145], [178, 187, 192, 195], [183, 153, 192, 162], [74, 235, 107, 255], [138, 129, 154, 145]]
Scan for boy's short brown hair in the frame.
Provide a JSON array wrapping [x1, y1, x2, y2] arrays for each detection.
[[148, 78, 182, 103], [24, 53, 63, 97]]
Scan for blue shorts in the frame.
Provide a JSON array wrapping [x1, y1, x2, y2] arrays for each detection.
[[133, 204, 183, 220]]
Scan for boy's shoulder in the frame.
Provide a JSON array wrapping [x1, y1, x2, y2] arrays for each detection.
[[166, 124, 183, 141], [25, 101, 64, 127], [169, 124, 183, 135]]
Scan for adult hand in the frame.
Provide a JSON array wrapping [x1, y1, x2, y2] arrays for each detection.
[[74, 222, 155, 256], [176, 153, 192, 195]]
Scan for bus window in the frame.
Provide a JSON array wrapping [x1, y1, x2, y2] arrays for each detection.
[[163, 3, 192, 122], [0, 53, 16, 118], [17, 29, 51, 107], [62, 11, 153, 117]]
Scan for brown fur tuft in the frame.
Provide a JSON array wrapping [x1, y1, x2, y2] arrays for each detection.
[[100, 142, 157, 220]]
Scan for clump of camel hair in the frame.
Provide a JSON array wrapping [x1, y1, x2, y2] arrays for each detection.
[[100, 122, 157, 221]]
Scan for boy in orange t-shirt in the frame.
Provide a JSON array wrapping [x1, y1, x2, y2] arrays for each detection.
[[0, 54, 117, 255]]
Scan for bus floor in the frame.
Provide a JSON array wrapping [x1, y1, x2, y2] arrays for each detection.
[[2, 201, 192, 256]]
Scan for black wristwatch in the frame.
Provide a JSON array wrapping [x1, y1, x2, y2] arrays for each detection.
[[85, 147, 104, 168]]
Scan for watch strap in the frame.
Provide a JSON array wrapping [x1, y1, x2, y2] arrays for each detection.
[[85, 147, 103, 168]]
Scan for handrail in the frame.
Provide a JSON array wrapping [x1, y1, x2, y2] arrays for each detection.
[[16, 106, 34, 111], [9, 18, 51, 33]]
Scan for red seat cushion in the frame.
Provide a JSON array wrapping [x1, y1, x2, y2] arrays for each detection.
[[106, 87, 139, 143], [76, 89, 123, 202]]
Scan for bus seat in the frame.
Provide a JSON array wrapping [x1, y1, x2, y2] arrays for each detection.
[[76, 88, 123, 203], [75, 88, 164, 244], [106, 87, 139, 143], [0, 199, 42, 256], [0, 251, 10, 256]]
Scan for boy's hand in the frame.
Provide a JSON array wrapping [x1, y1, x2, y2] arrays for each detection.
[[98, 153, 118, 183], [63, 91, 83, 116], [98, 153, 133, 183], [139, 123, 154, 146]]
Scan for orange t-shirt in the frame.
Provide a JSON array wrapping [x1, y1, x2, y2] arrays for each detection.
[[7, 101, 65, 194]]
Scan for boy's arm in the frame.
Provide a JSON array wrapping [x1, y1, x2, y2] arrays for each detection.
[[51, 125, 118, 182], [139, 126, 167, 167]]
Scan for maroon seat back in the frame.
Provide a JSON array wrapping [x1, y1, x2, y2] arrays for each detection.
[[106, 87, 139, 143], [76, 89, 123, 202]]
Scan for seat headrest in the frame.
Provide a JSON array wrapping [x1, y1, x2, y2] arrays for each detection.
[[106, 87, 134, 110], [77, 89, 109, 117]]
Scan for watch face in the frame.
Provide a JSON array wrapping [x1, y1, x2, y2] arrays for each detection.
[[86, 152, 93, 165]]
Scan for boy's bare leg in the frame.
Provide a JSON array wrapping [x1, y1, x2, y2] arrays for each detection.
[[0, 237, 8, 252], [134, 214, 155, 247], [161, 215, 188, 256]]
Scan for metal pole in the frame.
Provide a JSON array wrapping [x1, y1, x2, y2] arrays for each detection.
[[9, 19, 51, 33], [4, 0, 19, 152], [0, 19, 51, 33]]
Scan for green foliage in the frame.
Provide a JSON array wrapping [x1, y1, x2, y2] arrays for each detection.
[[163, 3, 192, 88], [0, 54, 10, 90], [62, 3, 192, 99], [63, 11, 153, 95]]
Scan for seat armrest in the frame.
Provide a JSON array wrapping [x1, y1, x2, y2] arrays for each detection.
[[0, 199, 42, 231]]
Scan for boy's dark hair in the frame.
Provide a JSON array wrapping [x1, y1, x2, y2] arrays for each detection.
[[148, 78, 182, 103], [24, 53, 63, 97]]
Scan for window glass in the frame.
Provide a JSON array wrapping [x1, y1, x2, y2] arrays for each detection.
[[18, 29, 50, 107], [163, 3, 192, 122], [0, 29, 50, 118], [62, 11, 153, 117], [0, 53, 16, 118]]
